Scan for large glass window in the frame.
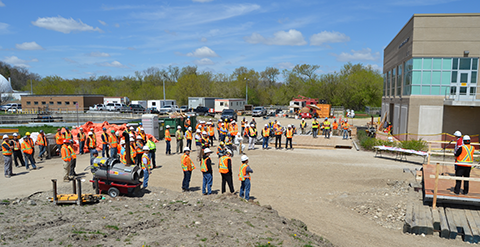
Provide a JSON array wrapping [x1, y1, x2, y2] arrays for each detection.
[[397, 64, 402, 96], [392, 68, 396, 96], [383, 73, 387, 96], [459, 58, 471, 70], [403, 59, 412, 96], [433, 58, 442, 70]]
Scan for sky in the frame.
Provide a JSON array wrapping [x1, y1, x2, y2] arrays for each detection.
[[0, 0, 475, 80]]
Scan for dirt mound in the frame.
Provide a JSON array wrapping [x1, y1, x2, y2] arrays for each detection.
[[0, 185, 332, 247]]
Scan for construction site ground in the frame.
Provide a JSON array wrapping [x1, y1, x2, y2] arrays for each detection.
[[0, 117, 468, 246]]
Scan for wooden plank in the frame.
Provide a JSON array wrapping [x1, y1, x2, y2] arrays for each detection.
[[469, 210, 480, 243], [411, 202, 433, 235], [465, 210, 480, 243], [438, 207, 451, 239], [429, 174, 480, 182], [452, 209, 474, 243], [433, 163, 440, 209], [445, 208, 458, 239], [423, 205, 434, 235], [431, 207, 441, 231], [403, 202, 414, 233]]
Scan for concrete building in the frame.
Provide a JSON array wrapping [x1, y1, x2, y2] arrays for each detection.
[[21, 95, 103, 112], [382, 13, 480, 138]]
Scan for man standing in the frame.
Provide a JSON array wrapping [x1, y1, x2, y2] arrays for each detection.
[[2, 135, 13, 178], [247, 124, 257, 150], [300, 118, 307, 135], [261, 124, 270, 150], [207, 122, 215, 146], [185, 127, 193, 150], [217, 141, 226, 158], [21, 132, 37, 170], [86, 131, 97, 158], [201, 148, 213, 195], [239, 155, 253, 201], [323, 118, 331, 139], [141, 146, 152, 190], [64, 127, 73, 143], [285, 125, 294, 150], [165, 125, 172, 155], [241, 117, 247, 137], [312, 117, 319, 138], [55, 128, 64, 156], [135, 135, 145, 166], [332, 120, 338, 136], [184, 116, 191, 130], [175, 126, 184, 154], [101, 127, 110, 158], [67, 140, 77, 177], [146, 136, 157, 168], [219, 123, 228, 142], [36, 130, 48, 160], [109, 130, 118, 158], [181, 147, 195, 192], [77, 127, 86, 155], [61, 140, 72, 182], [454, 135, 475, 195], [229, 121, 239, 138], [195, 129, 202, 161], [454, 131, 463, 153], [12, 133, 25, 167], [219, 150, 234, 194], [274, 123, 283, 150], [342, 120, 350, 140]]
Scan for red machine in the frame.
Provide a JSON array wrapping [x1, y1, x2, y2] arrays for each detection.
[[90, 179, 141, 198]]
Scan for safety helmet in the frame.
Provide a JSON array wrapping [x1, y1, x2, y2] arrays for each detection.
[[137, 135, 142, 140], [88, 132, 93, 135], [202, 131, 207, 135], [464, 135, 471, 141], [120, 140, 125, 145], [13, 133, 18, 137], [177, 126, 181, 129], [2, 134, 8, 139], [166, 125, 170, 128], [25, 132, 30, 136], [143, 146, 149, 151], [241, 155, 249, 162], [184, 147, 190, 152], [204, 148, 213, 153], [196, 129, 201, 133], [40, 130, 44, 133], [220, 141, 225, 145], [188, 127, 192, 131], [454, 131, 462, 137], [111, 130, 115, 133], [226, 149, 232, 155]]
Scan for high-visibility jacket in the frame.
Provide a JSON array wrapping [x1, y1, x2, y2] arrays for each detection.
[[323, 121, 331, 130], [201, 157, 211, 172], [101, 133, 109, 145], [184, 119, 191, 128], [225, 136, 232, 146], [136, 141, 144, 155], [109, 134, 118, 148], [141, 153, 152, 170], [68, 145, 76, 159], [13, 140, 21, 151], [130, 144, 137, 159], [219, 156, 231, 174], [229, 124, 238, 136], [217, 146, 225, 156], [139, 132, 146, 142], [21, 138, 34, 155], [275, 126, 283, 136], [120, 147, 126, 164], [181, 154, 195, 171], [185, 130, 193, 140], [207, 126, 215, 137], [241, 120, 247, 128], [78, 131, 86, 142], [201, 136, 210, 148], [286, 129, 293, 138], [262, 128, 270, 137], [36, 134, 47, 146], [147, 140, 156, 150], [55, 132, 64, 145], [61, 144, 72, 162], [220, 125, 228, 135], [196, 123, 201, 131], [2, 141, 12, 156], [249, 128, 257, 137], [332, 122, 338, 130], [239, 163, 251, 181], [457, 145, 475, 167], [87, 136, 96, 149], [312, 120, 319, 129], [300, 121, 306, 128], [176, 130, 184, 140], [64, 132, 72, 142], [165, 129, 171, 141], [343, 123, 350, 130]]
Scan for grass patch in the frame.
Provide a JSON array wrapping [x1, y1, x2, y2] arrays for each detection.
[[105, 225, 119, 230], [245, 221, 255, 228], [14, 125, 74, 136]]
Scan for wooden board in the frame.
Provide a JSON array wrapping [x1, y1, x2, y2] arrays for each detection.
[[465, 210, 480, 243], [438, 207, 450, 239], [445, 208, 459, 239]]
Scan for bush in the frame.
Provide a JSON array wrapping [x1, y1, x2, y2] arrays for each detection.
[[400, 139, 427, 151]]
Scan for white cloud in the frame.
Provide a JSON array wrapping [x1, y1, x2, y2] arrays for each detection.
[[97, 61, 128, 68], [0, 22, 9, 34], [87, 52, 111, 57], [193, 0, 213, 2], [244, 29, 307, 46], [114, 23, 120, 28], [200, 37, 208, 42], [98, 20, 107, 26], [194, 58, 214, 66], [368, 64, 381, 71], [186, 46, 219, 58], [275, 62, 295, 69], [3, 56, 38, 68], [32, 16, 103, 34], [310, 31, 350, 46], [63, 58, 78, 64], [0, 1, 4, 7], [333, 48, 380, 62], [15, 41, 44, 50]]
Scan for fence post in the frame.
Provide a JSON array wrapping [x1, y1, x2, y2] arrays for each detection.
[[433, 163, 440, 209]]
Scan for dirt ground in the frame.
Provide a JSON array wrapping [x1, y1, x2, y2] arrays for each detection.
[[0, 116, 470, 246]]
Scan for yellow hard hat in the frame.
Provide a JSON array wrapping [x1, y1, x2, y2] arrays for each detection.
[[25, 132, 31, 136], [220, 141, 225, 145]]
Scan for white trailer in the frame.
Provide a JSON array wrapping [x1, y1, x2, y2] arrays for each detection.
[[104, 96, 130, 105], [147, 99, 176, 110], [188, 97, 220, 109], [214, 98, 246, 113], [131, 100, 147, 108]]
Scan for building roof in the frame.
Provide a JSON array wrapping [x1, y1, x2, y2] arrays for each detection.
[[22, 94, 103, 97], [215, 98, 245, 101]]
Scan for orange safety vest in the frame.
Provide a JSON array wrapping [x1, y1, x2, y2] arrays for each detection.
[[141, 153, 151, 170], [55, 132, 64, 145], [165, 129, 171, 141], [333, 122, 338, 130], [184, 119, 191, 128], [219, 156, 230, 174], [220, 125, 228, 135], [286, 129, 293, 138], [196, 124, 202, 131], [21, 138, 34, 155], [457, 145, 475, 167], [229, 124, 238, 136], [185, 130, 193, 140], [239, 163, 250, 181], [61, 144, 72, 162], [181, 154, 195, 171], [201, 157, 210, 172], [130, 144, 137, 159], [101, 133, 109, 145], [109, 134, 118, 148], [139, 132, 146, 142], [13, 140, 21, 151], [2, 141, 12, 156], [87, 136, 96, 149], [68, 145, 77, 159], [120, 148, 127, 164], [275, 126, 283, 136], [36, 134, 47, 146], [241, 120, 246, 128], [263, 128, 270, 137], [207, 126, 215, 136], [343, 123, 350, 130], [136, 141, 144, 154], [78, 131, 86, 142]]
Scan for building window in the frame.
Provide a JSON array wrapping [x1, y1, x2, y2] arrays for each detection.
[[386, 71, 391, 96], [57, 101, 62, 105], [49, 101, 54, 105], [397, 64, 402, 96], [42, 101, 46, 105], [34, 101, 38, 105], [65, 101, 70, 105], [73, 101, 77, 105], [26, 101, 31, 105], [392, 68, 396, 96], [152, 102, 156, 106], [459, 58, 471, 70], [220, 102, 223, 106]]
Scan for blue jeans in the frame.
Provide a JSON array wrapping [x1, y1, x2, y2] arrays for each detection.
[[79, 141, 85, 154], [240, 179, 251, 200], [202, 173, 212, 194], [24, 153, 36, 169], [166, 141, 171, 154], [102, 144, 109, 157], [38, 145, 46, 158], [343, 129, 349, 139], [143, 169, 149, 188], [324, 129, 330, 138], [312, 128, 318, 138], [110, 147, 118, 158], [89, 148, 96, 159], [148, 150, 156, 167], [219, 134, 225, 142], [182, 171, 192, 190], [262, 137, 269, 149]]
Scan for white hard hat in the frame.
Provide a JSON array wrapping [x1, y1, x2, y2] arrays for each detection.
[[80, 127, 83, 130], [136, 135, 142, 139], [265, 124, 268, 127], [140, 128, 144, 130], [188, 127, 192, 131], [196, 129, 201, 133], [130, 126, 134, 130], [129, 138, 134, 142], [454, 131, 462, 137], [120, 140, 125, 145], [206, 122, 211, 125], [241, 155, 249, 162], [202, 131, 207, 135], [88, 132, 93, 135], [184, 147, 190, 151], [277, 122, 281, 125], [3, 134, 8, 139], [177, 126, 181, 129], [166, 125, 170, 128], [464, 135, 471, 141], [287, 125, 291, 128], [200, 121, 205, 124], [90, 128, 94, 130], [143, 146, 149, 151], [13, 133, 18, 137], [204, 148, 213, 153], [231, 120, 236, 123], [250, 124, 254, 127], [302, 118, 305, 120], [226, 149, 232, 154]]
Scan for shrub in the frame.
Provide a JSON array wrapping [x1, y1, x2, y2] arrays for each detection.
[[400, 139, 427, 151]]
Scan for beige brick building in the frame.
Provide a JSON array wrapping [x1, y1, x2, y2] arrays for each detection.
[[382, 13, 480, 138], [21, 95, 103, 112]]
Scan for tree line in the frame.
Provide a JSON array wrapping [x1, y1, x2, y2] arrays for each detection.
[[3, 63, 383, 110]]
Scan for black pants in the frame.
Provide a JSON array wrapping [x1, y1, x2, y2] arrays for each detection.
[[454, 166, 471, 194], [13, 150, 25, 167], [70, 158, 76, 176], [285, 138, 292, 149], [186, 140, 192, 150], [209, 136, 214, 146], [136, 154, 143, 166], [275, 135, 282, 149], [221, 173, 234, 193]]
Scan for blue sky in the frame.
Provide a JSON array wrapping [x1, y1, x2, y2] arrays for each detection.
[[0, 0, 474, 79]]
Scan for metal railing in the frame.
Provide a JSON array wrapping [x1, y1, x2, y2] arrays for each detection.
[[444, 90, 480, 101]]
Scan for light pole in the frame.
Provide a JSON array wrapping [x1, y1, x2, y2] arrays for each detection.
[[244, 77, 248, 105]]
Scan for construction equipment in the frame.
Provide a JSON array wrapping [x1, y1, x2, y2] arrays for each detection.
[[50, 178, 102, 205]]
